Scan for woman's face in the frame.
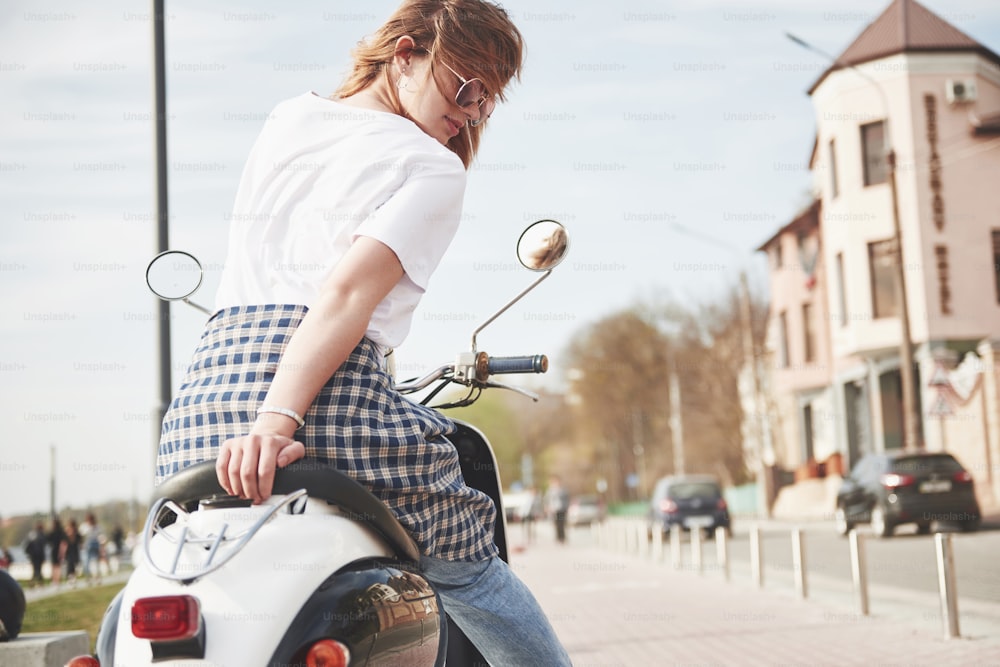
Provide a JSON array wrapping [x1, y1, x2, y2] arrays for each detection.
[[396, 49, 484, 145]]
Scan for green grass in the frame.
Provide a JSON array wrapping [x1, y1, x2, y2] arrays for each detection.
[[21, 582, 125, 653]]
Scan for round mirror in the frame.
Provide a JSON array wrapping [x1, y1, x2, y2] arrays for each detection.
[[146, 250, 204, 301], [516, 219, 569, 271]]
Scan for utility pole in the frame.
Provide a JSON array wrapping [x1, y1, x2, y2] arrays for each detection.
[[49, 444, 56, 519], [786, 32, 921, 450], [669, 357, 685, 476], [153, 0, 173, 455]]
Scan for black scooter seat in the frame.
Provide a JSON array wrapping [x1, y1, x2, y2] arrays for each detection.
[[153, 460, 421, 562]]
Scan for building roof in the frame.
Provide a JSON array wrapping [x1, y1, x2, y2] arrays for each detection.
[[756, 200, 821, 253], [808, 0, 1000, 94]]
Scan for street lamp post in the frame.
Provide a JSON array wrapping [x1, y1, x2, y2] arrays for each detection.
[[668, 223, 772, 517], [786, 33, 921, 450]]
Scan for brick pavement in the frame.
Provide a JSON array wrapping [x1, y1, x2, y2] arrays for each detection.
[[510, 525, 1000, 667]]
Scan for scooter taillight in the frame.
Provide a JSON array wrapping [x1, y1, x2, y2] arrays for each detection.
[[131, 595, 200, 641], [305, 639, 351, 667], [65, 657, 100, 667]]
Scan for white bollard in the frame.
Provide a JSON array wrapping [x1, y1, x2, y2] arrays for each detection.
[[670, 524, 683, 570], [935, 532, 961, 639], [750, 523, 764, 588], [715, 527, 730, 581], [691, 527, 703, 574], [792, 528, 808, 599], [849, 529, 869, 616]]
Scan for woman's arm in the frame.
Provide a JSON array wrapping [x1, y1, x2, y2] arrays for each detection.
[[216, 236, 404, 502]]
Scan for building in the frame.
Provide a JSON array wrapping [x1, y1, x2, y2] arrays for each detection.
[[758, 0, 1000, 514]]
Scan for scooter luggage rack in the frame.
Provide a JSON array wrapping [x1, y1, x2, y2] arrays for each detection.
[[142, 489, 309, 583]]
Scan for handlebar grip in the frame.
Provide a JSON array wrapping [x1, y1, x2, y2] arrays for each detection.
[[487, 354, 548, 375]]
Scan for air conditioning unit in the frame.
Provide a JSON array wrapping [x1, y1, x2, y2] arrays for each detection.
[[945, 78, 977, 104]]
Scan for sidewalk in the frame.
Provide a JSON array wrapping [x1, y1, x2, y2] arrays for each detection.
[[510, 525, 1000, 667]]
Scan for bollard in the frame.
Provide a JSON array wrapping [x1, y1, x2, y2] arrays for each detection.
[[715, 526, 730, 581], [750, 523, 764, 588], [792, 528, 808, 599], [636, 521, 649, 558], [849, 529, 869, 616], [691, 528, 703, 574], [935, 532, 961, 640], [670, 524, 683, 570], [652, 524, 664, 562]]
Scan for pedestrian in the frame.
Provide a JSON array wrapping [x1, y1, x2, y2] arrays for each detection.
[[546, 476, 570, 544], [152, 2, 569, 664], [22, 523, 46, 586], [46, 518, 66, 586], [0, 548, 11, 570], [110, 524, 125, 572], [62, 519, 81, 587], [81, 513, 103, 583]]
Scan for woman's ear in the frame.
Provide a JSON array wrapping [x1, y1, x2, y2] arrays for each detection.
[[392, 35, 418, 76]]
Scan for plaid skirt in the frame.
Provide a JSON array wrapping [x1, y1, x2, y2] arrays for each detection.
[[156, 304, 498, 562]]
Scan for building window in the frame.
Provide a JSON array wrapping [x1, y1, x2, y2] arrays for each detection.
[[778, 310, 789, 368], [835, 252, 847, 327], [861, 121, 887, 186], [869, 239, 900, 318], [829, 138, 839, 198], [993, 230, 1000, 304], [802, 302, 816, 363]]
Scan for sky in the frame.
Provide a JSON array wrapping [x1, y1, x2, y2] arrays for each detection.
[[3, 0, 1000, 520]]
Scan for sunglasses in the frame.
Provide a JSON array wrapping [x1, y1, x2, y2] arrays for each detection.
[[440, 62, 495, 127]]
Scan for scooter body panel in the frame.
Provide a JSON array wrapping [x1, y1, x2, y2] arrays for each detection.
[[110, 498, 394, 665]]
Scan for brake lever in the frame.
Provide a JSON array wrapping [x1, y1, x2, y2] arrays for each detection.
[[482, 380, 540, 402]]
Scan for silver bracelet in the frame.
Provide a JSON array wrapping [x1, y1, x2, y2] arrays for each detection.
[[257, 405, 305, 429]]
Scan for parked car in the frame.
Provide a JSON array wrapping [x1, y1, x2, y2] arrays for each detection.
[[503, 489, 542, 524], [834, 450, 981, 538], [567, 495, 606, 526], [648, 475, 731, 538]]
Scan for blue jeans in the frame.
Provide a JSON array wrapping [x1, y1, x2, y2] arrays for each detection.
[[421, 555, 572, 666]]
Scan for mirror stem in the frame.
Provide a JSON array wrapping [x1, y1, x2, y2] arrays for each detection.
[[471, 270, 552, 352]]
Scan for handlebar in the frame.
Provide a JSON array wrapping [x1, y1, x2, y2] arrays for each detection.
[[394, 351, 548, 399], [487, 355, 548, 375]]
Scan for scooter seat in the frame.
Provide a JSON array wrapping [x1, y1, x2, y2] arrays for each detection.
[[154, 460, 421, 562]]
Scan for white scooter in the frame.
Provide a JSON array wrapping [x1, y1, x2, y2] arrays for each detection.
[[67, 219, 569, 667]]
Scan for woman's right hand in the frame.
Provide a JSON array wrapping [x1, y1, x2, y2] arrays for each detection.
[[216, 415, 305, 503]]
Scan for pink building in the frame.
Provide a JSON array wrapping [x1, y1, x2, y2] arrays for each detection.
[[759, 0, 1000, 512]]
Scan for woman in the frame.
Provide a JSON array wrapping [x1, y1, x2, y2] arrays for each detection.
[[155, 1, 570, 664], [45, 518, 65, 586], [62, 519, 81, 587]]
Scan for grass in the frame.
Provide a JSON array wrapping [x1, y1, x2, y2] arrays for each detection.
[[20, 582, 125, 653]]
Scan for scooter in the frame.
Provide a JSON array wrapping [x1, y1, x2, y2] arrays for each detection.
[[67, 219, 569, 667]]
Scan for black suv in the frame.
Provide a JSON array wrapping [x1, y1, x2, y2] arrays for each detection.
[[834, 450, 981, 538], [648, 475, 731, 538]]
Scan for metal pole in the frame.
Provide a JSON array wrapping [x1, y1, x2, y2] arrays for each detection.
[[670, 524, 682, 570], [691, 528, 703, 574], [792, 528, 808, 599], [715, 526, 730, 581], [669, 357, 685, 476], [49, 444, 55, 519], [849, 529, 869, 616], [153, 0, 172, 444], [740, 272, 771, 518], [887, 151, 921, 449], [750, 523, 764, 588], [935, 533, 961, 639]]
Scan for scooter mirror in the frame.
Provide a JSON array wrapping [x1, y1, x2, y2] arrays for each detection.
[[146, 250, 204, 301], [517, 219, 568, 272]]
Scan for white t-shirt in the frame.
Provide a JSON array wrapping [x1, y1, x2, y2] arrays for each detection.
[[214, 92, 467, 349]]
